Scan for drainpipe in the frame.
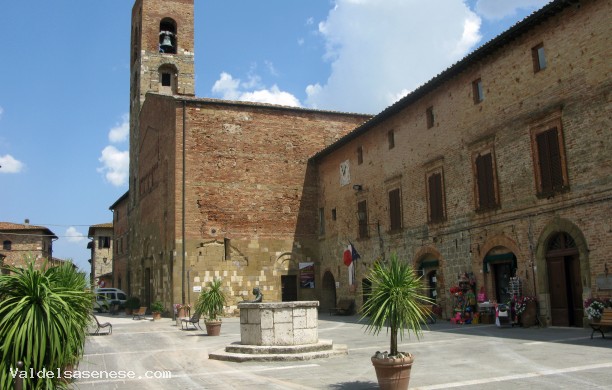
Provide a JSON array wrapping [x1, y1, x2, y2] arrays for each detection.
[[181, 100, 187, 305]]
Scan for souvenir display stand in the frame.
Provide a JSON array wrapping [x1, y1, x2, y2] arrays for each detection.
[[450, 273, 477, 324]]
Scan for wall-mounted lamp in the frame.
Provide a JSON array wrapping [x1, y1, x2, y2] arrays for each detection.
[[352, 184, 363, 191]]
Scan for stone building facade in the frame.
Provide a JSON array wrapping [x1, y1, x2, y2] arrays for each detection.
[[110, 192, 129, 293], [313, 0, 611, 327], [0, 221, 57, 271], [87, 223, 114, 288]]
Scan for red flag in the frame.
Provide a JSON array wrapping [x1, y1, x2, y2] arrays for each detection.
[[343, 245, 353, 266]]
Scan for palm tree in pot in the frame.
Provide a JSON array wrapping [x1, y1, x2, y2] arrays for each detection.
[[195, 278, 226, 336], [360, 254, 432, 390]]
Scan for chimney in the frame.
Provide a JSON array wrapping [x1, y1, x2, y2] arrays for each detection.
[[24, 218, 30, 227]]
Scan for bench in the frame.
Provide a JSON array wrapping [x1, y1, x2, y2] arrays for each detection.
[[181, 312, 203, 330], [132, 306, 148, 320], [92, 315, 112, 335], [329, 299, 355, 316], [590, 308, 612, 339]]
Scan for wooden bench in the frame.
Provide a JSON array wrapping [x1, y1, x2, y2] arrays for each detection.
[[329, 299, 355, 316], [590, 308, 612, 339]]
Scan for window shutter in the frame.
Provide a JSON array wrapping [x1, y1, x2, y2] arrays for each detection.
[[428, 173, 443, 222], [476, 153, 496, 210], [536, 128, 564, 194], [389, 189, 401, 230], [546, 128, 563, 190], [358, 200, 368, 238]]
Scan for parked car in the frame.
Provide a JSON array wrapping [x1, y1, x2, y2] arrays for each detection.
[[94, 288, 127, 312]]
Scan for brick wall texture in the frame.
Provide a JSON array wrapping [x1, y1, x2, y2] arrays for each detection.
[[315, 0, 611, 325]]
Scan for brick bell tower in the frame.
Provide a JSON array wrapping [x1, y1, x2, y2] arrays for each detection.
[[129, 0, 195, 112], [128, 0, 195, 206]]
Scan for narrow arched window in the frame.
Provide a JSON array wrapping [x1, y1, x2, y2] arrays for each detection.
[[3, 240, 11, 250], [159, 18, 177, 54]]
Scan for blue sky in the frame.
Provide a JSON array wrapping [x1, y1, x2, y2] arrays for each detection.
[[0, 0, 549, 273]]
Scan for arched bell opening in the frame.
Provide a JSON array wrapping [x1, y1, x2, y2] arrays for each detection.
[[159, 18, 177, 54]]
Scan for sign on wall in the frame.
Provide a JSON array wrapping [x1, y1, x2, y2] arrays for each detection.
[[300, 262, 315, 288], [339, 160, 350, 186]]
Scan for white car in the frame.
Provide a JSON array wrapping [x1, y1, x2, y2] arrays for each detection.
[[94, 288, 127, 312]]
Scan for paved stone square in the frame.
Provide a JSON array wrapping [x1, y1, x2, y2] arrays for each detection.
[[78, 313, 612, 389]]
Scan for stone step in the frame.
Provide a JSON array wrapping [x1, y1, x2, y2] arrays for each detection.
[[224, 339, 335, 355], [209, 343, 348, 362]]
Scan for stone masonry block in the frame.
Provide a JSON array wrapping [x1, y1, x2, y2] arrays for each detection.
[[274, 308, 292, 323], [293, 328, 318, 345], [260, 309, 274, 329], [273, 322, 294, 345]]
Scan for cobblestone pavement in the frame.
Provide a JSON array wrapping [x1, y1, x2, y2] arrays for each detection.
[[76, 312, 612, 389]]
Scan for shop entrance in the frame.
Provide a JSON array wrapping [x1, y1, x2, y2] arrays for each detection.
[[320, 271, 337, 313], [546, 232, 582, 327]]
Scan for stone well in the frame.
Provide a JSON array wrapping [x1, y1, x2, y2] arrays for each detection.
[[209, 301, 348, 362]]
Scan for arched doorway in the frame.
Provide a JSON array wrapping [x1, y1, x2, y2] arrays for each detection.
[[483, 248, 517, 305], [320, 271, 337, 313], [546, 232, 582, 327]]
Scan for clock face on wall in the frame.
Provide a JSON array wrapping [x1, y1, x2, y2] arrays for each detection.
[[340, 160, 350, 186]]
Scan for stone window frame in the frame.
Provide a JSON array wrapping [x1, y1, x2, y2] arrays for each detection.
[[531, 42, 547, 73], [423, 157, 446, 224], [529, 112, 569, 198], [426, 106, 435, 129], [472, 78, 484, 104], [384, 175, 403, 233], [388, 129, 395, 150], [469, 136, 500, 213]]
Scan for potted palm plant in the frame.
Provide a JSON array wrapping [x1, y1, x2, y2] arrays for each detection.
[[360, 254, 432, 390], [151, 300, 164, 320], [195, 278, 226, 336]]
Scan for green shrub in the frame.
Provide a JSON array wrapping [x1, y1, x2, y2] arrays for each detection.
[[195, 279, 226, 321], [0, 261, 93, 389], [151, 300, 164, 313]]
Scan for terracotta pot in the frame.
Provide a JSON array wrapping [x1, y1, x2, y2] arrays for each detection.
[[205, 320, 222, 336], [371, 354, 414, 390], [152, 312, 162, 320]]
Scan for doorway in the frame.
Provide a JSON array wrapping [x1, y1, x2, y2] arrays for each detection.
[[546, 233, 582, 327], [320, 271, 337, 312], [493, 263, 513, 304], [281, 275, 298, 302]]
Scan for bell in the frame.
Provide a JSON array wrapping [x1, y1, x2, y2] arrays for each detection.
[[160, 35, 173, 52], [159, 31, 174, 53]]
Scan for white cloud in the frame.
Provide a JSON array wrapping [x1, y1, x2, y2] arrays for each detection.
[[212, 72, 301, 107], [98, 145, 129, 186], [99, 113, 129, 186], [108, 114, 129, 143], [0, 154, 24, 173], [475, 0, 550, 20], [65, 226, 86, 243], [305, 0, 482, 113]]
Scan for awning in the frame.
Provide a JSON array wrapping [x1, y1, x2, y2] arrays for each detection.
[[483, 253, 516, 273], [418, 259, 439, 272]]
